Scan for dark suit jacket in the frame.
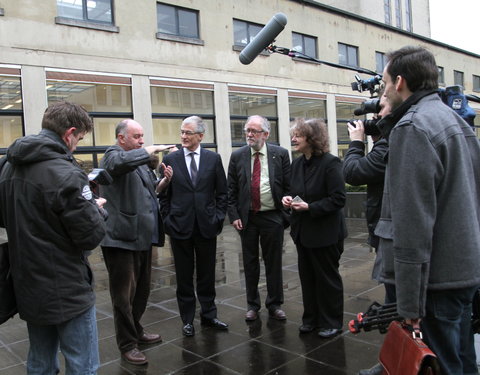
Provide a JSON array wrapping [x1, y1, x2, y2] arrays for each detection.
[[289, 152, 347, 248], [100, 145, 165, 250], [227, 143, 291, 227], [160, 148, 227, 240]]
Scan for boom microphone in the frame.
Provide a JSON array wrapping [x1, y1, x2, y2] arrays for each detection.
[[239, 13, 287, 65]]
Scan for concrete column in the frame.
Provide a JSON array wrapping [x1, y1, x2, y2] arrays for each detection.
[[214, 82, 231, 171], [326, 93, 338, 156], [277, 89, 291, 155], [131, 75, 153, 144], [21, 66, 47, 135]]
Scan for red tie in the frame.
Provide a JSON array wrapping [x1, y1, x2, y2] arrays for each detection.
[[251, 152, 261, 213]]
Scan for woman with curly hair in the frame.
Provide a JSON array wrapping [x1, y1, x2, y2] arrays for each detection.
[[282, 118, 347, 338]]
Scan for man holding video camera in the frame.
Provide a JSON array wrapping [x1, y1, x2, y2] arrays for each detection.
[[376, 46, 480, 374], [343, 96, 396, 305]]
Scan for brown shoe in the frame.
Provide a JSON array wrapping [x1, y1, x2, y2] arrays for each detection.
[[269, 309, 287, 320], [138, 332, 162, 344], [122, 348, 148, 365], [245, 310, 258, 321]]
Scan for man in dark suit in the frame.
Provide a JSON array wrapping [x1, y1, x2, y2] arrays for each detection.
[[160, 115, 228, 337], [100, 119, 174, 365], [227, 115, 291, 321]]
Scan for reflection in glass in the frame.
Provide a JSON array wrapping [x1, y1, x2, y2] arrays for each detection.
[[57, 0, 113, 23], [0, 77, 22, 111], [93, 118, 120, 146], [229, 93, 276, 117], [47, 82, 132, 112], [152, 118, 215, 145], [289, 97, 326, 119], [336, 102, 360, 144], [151, 87, 213, 114], [0, 116, 23, 148]]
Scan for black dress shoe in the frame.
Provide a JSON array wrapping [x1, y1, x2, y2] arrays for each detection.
[[245, 310, 258, 321], [182, 323, 195, 337], [358, 363, 384, 375], [138, 332, 162, 344], [298, 324, 315, 333], [121, 348, 148, 365], [268, 309, 287, 320], [318, 328, 341, 338], [200, 318, 229, 330]]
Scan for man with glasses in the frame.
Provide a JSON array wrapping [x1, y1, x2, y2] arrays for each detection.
[[159, 116, 229, 337], [227, 115, 291, 321]]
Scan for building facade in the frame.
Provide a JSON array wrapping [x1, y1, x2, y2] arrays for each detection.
[[1, 0, 479, 171]]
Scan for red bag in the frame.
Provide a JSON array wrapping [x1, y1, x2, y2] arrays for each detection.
[[379, 321, 440, 375]]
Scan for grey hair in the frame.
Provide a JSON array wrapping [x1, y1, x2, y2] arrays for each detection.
[[182, 115, 206, 133], [115, 119, 131, 138], [246, 115, 270, 132]]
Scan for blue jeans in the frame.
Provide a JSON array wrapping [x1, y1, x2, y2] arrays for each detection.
[[421, 285, 479, 375], [26, 305, 99, 375]]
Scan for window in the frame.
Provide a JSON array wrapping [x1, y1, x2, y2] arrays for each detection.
[[438, 66, 445, 85], [395, 0, 402, 28], [233, 19, 263, 47], [229, 88, 278, 148], [292, 32, 317, 58], [336, 99, 365, 159], [454, 70, 464, 88], [375, 52, 387, 74], [473, 75, 480, 92], [338, 43, 358, 67], [150, 82, 216, 148], [56, 0, 113, 24], [404, 0, 412, 32], [157, 3, 199, 39], [384, 0, 391, 24], [0, 72, 24, 152], [289, 93, 327, 159], [46, 70, 132, 169]]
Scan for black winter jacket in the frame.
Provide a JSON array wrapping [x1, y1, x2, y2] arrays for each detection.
[[0, 129, 106, 325]]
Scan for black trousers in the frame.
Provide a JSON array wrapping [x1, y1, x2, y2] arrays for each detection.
[[240, 210, 284, 312], [170, 234, 217, 324], [296, 241, 344, 329], [101, 246, 152, 353]]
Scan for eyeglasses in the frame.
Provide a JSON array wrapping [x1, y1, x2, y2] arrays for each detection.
[[180, 130, 201, 136], [244, 129, 264, 135]]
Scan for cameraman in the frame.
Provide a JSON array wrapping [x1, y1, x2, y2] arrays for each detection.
[[343, 96, 396, 305]]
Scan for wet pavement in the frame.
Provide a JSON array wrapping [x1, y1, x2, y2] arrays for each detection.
[[0, 219, 468, 374]]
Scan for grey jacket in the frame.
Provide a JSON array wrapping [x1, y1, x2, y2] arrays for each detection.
[[375, 93, 480, 319], [100, 145, 164, 250]]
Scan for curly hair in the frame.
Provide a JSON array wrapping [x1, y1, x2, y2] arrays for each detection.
[[290, 118, 330, 155]]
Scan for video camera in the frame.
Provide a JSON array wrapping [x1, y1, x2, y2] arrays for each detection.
[[351, 74, 383, 97], [88, 168, 112, 186]]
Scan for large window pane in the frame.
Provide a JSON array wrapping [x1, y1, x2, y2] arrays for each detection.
[[151, 87, 213, 114], [0, 116, 23, 148], [0, 77, 22, 110], [289, 97, 326, 119], [229, 92, 278, 145], [229, 93, 276, 117], [157, 3, 199, 38], [93, 118, 120, 146], [152, 118, 215, 145], [47, 82, 132, 112], [336, 101, 359, 145], [57, 0, 113, 24], [233, 19, 262, 46]]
